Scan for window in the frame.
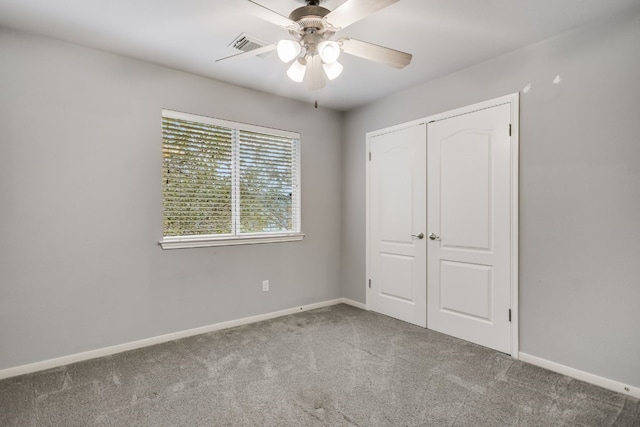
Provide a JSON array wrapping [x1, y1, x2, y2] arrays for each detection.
[[160, 110, 302, 249]]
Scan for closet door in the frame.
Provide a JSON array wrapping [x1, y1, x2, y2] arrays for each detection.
[[367, 123, 427, 327], [427, 103, 514, 353]]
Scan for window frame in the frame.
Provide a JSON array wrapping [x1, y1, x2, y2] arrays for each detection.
[[159, 109, 304, 250]]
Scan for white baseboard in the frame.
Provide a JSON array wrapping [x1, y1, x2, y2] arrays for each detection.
[[0, 298, 366, 381], [341, 297, 367, 310], [519, 352, 640, 399]]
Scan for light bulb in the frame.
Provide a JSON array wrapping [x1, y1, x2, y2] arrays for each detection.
[[287, 58, 307, 82], [277, 40, 302, 63], [318, 40, 340, 64], [323, 61, 343, 80]]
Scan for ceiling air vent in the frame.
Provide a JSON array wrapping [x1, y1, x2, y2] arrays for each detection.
[[229, 33, 273, 58]]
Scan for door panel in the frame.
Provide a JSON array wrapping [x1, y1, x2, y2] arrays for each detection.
[[368, 124, 426, 327], [427, 104, 512, 353], [440, 261, 492, 321], [441, 133, 491, 250], [380, 254, 414, 302], [380, 148, 413, 242]]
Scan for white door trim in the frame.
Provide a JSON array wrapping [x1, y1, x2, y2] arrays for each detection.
[[365, 93, 519, 358]]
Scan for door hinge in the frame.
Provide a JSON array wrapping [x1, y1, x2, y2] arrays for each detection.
[[509, 124, 512, 136], [369, 152, 371, 161], [508, 309, 512, 322], [368, 279, 371, 288]]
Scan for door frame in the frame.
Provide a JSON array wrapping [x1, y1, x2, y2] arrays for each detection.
[[365, 93, 519, 357]]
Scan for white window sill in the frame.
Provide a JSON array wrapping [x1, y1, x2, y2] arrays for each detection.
[[159, 233, 305, 250]]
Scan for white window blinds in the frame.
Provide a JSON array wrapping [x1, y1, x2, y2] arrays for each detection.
[[238, 130, 300, 233], [161, 110, 301, 248]]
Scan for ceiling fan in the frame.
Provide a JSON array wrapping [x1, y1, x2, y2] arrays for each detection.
[[217, 0, 412, 90]]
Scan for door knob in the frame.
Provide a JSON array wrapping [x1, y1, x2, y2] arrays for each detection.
[[429, 233, 440, 241], [411, 232, 424, 239]]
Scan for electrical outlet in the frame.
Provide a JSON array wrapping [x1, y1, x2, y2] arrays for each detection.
[[262, 280, 269, 292]]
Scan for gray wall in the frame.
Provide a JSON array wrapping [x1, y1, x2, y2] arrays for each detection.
[[0, 27, 343, 370], [342, 9, 640, 387], [1, 7, 639, 391]]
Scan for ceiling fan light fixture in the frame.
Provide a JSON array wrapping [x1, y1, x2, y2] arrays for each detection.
[[287, 58, 307, 82], [277, 39, 302, 63], [222, 0, 413, 92], [323, 60, 343, 80], [318, 40, 340, 64]]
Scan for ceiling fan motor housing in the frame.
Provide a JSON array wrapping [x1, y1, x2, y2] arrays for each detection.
[[288, 4, 336, 54], [289, 5, 332, 31], [289, 5, 329, 22]]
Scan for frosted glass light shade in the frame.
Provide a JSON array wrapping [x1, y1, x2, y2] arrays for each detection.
[[287, 58, 307, 82], [318, 41, 340, 64], [306, 55, 326, 90], [277, 40, 302, 63], [323, 61, 343, 80]]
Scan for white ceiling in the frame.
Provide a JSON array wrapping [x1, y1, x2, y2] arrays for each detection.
[[0, 0, 638, 111]]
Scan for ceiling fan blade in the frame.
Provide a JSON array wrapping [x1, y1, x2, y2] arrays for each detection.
[[215, 44, 277, 63], [243, 1, 300, 30], [340, 38, 412, 69], [325, 0, 399, 30]]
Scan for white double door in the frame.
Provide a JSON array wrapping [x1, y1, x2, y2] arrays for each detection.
[[367, 100, 516, 354]]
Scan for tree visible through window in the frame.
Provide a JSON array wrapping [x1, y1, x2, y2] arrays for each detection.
[[161, 110, 301, 245]]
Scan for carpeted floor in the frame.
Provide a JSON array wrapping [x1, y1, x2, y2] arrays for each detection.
[[1, 304, 639, 426]]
